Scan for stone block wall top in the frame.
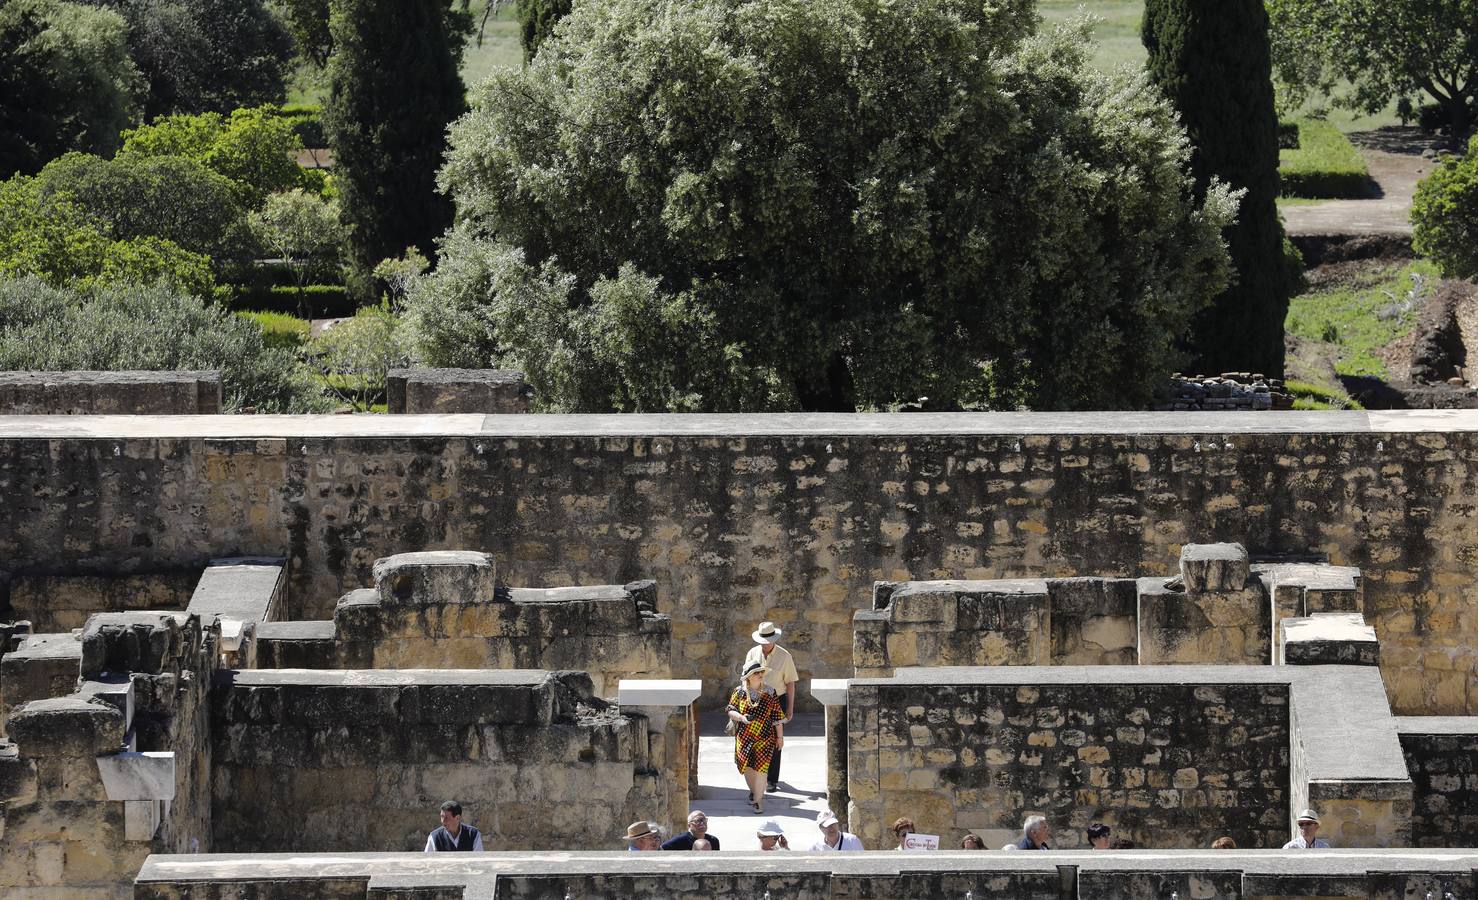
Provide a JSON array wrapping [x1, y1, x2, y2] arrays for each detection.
[[80, 612, 186, 677], [371, 551, 498, 606], [185, 557, 288, 627], [0, 370, 221, 414], [617, 679, 701, 706], [1179, 542, 1251, 592], [386, 368, 533, 414], [8, 695, 124, 757], [1281, 613, 1380, 665]]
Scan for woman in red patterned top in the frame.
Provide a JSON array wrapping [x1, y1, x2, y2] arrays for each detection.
[[727, 660, 786, 814]]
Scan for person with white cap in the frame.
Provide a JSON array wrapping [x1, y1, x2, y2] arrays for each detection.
[[744, 620, 799, 792], [808, 809, 863, 851], [1283, 809, 1330, 848], [756, 818, 790, 850]]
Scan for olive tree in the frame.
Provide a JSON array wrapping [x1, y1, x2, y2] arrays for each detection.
[[414, 0, 1238, 412]]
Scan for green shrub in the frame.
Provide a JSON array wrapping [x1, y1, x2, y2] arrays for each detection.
[[1277, 122, 1300, 149], [305, 301, 410, 410], [0, 275, 332, 411], [237, 309, 309, 350], [1412, 135, 1478, 278], [1279, 119, 1372, 198]]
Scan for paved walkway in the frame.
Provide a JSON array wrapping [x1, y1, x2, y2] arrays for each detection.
[[1282, 127, 1443, 237], [692, 712, 834, 852]]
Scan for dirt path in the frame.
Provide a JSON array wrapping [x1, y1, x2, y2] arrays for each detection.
[[1281, 127, 1444, 236]]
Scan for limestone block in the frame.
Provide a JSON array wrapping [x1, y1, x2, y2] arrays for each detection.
[[78, 676, 134, 732], [185, 557, 288, 627], [0, 744, 38, 803], [80, 612, 184, 677], [1048, 577, 1137, 665], [97, 751, 176, 801], [1, 632, 83, 725], [616, 679, 700, 706], [124, 799, 163, 841], [1179, 542, 1250, 593], [386, 368, 532, 414], [1137, 578, 1269, 665], [1280, 613, 1380, 666], [8, 696, 125, 758], [371, 552, 497, 607], [852, 610, 889, 675]]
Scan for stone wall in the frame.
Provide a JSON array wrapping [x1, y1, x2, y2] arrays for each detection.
[[386, 369, 532, 414], [850, 675, 1290, 850], [0, 371, 221, 414], [854, 545, 1362, 676], [210, 669, 682, 853], [1397, 717, 1478, 847], [9, 572, 200, 633], [845, 665, 1412, 852], [0, 611, 217, 900], [5, 412, 1478, 713], [253, 552, 669, 698]]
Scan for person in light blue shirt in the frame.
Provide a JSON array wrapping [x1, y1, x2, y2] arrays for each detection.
[[1283, 809, 1331, 848]]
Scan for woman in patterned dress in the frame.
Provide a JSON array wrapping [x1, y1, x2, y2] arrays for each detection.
[[727, 659, 785, 814]]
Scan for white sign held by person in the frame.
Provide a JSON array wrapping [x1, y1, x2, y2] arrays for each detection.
[[902, 833, 940, 851]]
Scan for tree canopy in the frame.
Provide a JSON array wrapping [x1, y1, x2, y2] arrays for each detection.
[[1267, 0, 1477, 137], [414, 0, 1237, 412], [118, 105, 325, 208], [1144, 0, 1290, 377], [0, 0, 142, 177], [86, 0, 295, 118], [1412, 134, 1478, 278]]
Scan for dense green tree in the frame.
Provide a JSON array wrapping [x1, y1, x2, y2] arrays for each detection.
[[278, 0, 470, 70], [0, 0, 143, 177], [1412, 135, 1478, 278], [29, 152, 248, 265], [0, 275, 331, 411], [1143, 0, 1289, 377], [249, 189, 344, 315], [87, 0, 294, 117], [518, 0, 571, 61], [0, 177, 215, 295], [414, 0, 1238, 412], [325, 0, 466, 294], [118, 106, 324, 208], [1267, 0, 1476, 138]]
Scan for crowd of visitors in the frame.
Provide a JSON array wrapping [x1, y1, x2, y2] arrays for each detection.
[[424, 621, 1339, 856]]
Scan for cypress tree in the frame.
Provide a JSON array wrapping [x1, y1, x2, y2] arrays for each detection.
[[325, 0, 465, 296], [519, 0, 572, 62], [1143, 0, 1290, 377]]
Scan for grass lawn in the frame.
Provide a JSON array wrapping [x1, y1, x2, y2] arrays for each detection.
[[1038, 0, 1145, 71], [1285, 260, 1440, 381], [288, 0, 523, 106]]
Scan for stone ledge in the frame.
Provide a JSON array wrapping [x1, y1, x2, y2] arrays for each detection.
[[97, 750, 176, 801], [1393, 716, 1478, 735], [0, 370, 221, 415], [185, 557, 288, 627], [617, 679, 700, 706], [13, 408, 1478, 440], [810, 679, 849, 706]]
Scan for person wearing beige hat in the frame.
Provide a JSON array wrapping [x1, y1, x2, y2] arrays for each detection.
[[624, 820, 661, 851], [1283, 809, 1330, 848], [744, 620, 799, 792], [727, 659, 786, 813]]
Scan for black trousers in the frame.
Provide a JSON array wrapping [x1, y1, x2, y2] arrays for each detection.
[[767, 744, 782, 787]]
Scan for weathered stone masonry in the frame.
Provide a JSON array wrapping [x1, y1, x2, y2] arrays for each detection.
[[3, 411, 1478, 712]]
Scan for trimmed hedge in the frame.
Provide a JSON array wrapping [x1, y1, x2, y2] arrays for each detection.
[[1279, 119, 1371, 198], [228, 284, 353, 316]]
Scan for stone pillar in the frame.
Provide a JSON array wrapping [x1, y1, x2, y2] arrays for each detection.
[[618, 679, 702, 837], [812, 678, 849, 828], [1280, 613, 1380, 666]]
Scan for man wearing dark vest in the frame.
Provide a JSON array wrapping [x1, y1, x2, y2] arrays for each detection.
[[424, 800, 484, 852]]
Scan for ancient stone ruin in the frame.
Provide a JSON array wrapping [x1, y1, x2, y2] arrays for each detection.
[[1, 409, 1478, 898]]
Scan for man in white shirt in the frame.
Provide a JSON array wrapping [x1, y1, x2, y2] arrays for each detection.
[[424, 801, 484, 852], [744, 620, 799, 792], [1283, 809, 1331, 848], [808, 809, 863, 851]]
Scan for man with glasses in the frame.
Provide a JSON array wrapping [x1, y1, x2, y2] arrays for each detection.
[[1282, 809, 1330, 848], [661, 810, 721, 850]]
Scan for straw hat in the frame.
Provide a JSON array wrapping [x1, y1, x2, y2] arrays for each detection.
[[623, 821, 656, 841], [752, 621, 783, 644]]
